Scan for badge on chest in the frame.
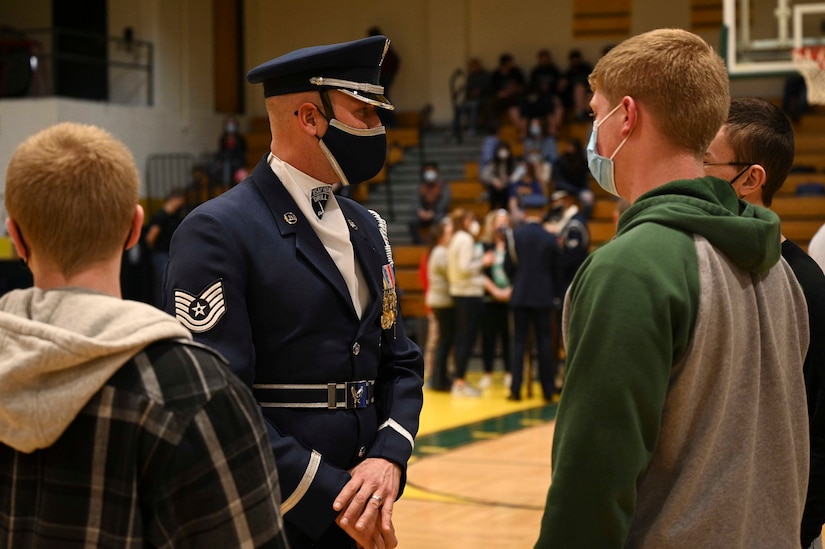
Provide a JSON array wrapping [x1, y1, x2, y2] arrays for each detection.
[[310, 185, 332, 219]]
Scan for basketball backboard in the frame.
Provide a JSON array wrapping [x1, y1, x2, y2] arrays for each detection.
[[723, 0, 825, 76]]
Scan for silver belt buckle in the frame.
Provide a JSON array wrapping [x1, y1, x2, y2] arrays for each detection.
[[346, 381, 369, 409]]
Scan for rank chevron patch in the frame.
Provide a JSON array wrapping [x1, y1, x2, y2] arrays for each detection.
[[173, 279, 226, 333]]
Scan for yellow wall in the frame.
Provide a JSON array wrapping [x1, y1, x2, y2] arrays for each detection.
[[2, 0, 782, 127], [240, 0, 774, 124], [0, 0, 787, 184], [245, 0, 718, 121]]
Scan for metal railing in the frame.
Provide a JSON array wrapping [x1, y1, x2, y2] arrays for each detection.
[[145, 153, 195, 215], [145, 153, 234, 218], [0, 26, 153, 105]]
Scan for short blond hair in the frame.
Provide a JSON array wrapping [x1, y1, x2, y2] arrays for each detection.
[[5, 122, 139, 276], [589, 28, 729, 155]]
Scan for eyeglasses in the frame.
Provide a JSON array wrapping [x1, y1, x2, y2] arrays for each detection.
[[702, 162, 755, 167], [703, 161, 756, 186]]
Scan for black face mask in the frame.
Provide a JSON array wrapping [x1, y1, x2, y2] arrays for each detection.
[[550, 205, 565, 218], [318, 119, 387, 186], [311, 95, 387, 187]]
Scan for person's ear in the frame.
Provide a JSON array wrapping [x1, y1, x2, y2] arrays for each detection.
[[124, 205, 144, 250], [621, 95, 637, 137], [739, 164, 766, 198], [295, 102, 324, 137], [5, 218, 28, 262]]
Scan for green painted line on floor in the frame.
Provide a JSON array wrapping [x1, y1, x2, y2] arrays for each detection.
[[519, 418, 548, 426], [417, 445, 450, 454], [471, 431, 500, 439], [412, 404, 557, 458]]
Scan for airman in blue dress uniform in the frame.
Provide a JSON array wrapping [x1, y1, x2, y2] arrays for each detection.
[[163, 35, 424, 549]]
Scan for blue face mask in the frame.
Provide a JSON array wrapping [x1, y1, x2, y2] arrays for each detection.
[[586, 102, 632, 198]]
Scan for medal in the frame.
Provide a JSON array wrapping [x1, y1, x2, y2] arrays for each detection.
[[381, 264, 397, 330]]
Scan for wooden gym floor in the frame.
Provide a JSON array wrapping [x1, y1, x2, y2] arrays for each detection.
[[394, 370, 825, 548], [393, 370, 556, 548]]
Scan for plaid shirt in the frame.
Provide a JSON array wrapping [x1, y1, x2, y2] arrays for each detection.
[[0, 340, 289, 548]]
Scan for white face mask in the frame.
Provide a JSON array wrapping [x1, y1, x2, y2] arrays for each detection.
[[469, 220, 480, 236], [423, 169, 438, 183], [586, 102, 632, 198], [497, 149, 510, 160]]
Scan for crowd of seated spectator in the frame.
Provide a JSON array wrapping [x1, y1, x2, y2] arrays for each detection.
[[451, 46, 616, 229], [476, 134, 593, 227], [453, 46, 611, 144], [416, 45, 615, 398]]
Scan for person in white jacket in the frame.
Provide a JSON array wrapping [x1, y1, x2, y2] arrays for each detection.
[[446, 208, 493, 396]]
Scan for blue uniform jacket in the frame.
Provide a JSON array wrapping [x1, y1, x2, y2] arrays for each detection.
[[162, 156, 424, 541], [504, 221, 560, 308]]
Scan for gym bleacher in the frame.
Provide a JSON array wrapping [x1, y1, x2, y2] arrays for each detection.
[[61, 99, 820, 330]]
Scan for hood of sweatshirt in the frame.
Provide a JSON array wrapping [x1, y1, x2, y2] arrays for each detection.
[[0, 287, 192, 453], [618, 176, 781, 274]]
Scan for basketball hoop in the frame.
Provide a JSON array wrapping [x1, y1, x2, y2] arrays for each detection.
[[792, 46, 825, 105]]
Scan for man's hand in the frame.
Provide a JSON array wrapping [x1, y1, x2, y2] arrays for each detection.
[[333, 458, 401, 548], [336, 513, 397, 549]]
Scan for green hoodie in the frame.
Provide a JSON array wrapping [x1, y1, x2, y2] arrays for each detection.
[[620, 177, 780, 273], [535, 177, 809, 548]]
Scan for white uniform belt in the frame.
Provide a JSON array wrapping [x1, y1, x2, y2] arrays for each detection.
[[252, 380, 375, 409]]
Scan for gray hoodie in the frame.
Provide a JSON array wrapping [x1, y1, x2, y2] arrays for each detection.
[[0, 287, 191, 453], [539, 177, 810, 548]]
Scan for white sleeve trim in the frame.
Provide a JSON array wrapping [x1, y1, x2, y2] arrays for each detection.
[[281, 450, 322, 514], [378, 418, 414, 451]]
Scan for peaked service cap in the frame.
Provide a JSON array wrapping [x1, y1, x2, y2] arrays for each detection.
[[247, 35, 394, 110], [520, 194, 548, 210]]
